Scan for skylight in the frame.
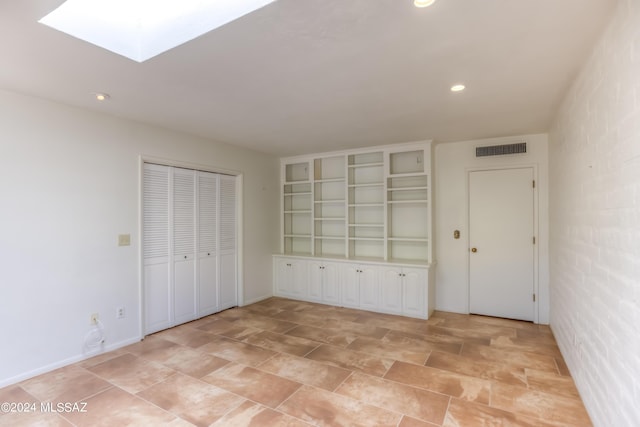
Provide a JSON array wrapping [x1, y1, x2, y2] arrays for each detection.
[[39, 0, 277, 62]]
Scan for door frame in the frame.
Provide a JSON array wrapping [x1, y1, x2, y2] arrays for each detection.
[[138, 155, 244, 338], [466, 165, 540, 323]]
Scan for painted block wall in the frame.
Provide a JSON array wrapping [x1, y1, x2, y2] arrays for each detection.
[[0, 89, 280, 387], [434, 134, 549, 324], [548, 1, 640, 425]]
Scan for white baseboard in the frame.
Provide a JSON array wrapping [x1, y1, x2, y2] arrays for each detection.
[[0, 336, 142, 389]]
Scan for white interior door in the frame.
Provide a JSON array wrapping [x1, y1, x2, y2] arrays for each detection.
[[198, 171, 218, 317], [218, 175, 237, 310], [143, 164, 238, 334], [469, 168, 534, 321], [143, 164, 171, 334], [172, 168, 197, 324]]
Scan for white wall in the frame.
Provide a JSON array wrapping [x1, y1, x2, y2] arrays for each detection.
[[434, 134, 549, 323], [548, 0, 640, 425], [0, 89, 279, 387]]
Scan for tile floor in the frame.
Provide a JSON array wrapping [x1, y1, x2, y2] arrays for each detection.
[[0, 298, 591, 426]]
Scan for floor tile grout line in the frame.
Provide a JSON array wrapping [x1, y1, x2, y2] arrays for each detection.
[[285, 380, 410, 426], [131, 378, 206, 425], [271, 384, 327, 427], [441, 395, 453, 427], [552, 355, 563, 376], [254, 351, 279, 368], [336, 370, 452, 425], [272, 381, 305, 413], [148, 361, 302, 424], [301, 343, 324, 358], [331, 369, 355, 393], [208, 398, 255, 426], [185, 359, 307, 424]]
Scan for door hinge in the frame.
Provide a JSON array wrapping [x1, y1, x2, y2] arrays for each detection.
[[533, 236, 536, 244], [533, 180, 536, 188], [533, 293, 536, 302]]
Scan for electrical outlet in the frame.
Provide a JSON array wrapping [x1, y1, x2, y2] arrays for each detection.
[[90, 313, 99, 325], [116, 306, 125, 319]]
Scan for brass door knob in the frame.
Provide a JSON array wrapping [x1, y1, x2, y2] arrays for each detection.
[[471, 247, 477, 253]]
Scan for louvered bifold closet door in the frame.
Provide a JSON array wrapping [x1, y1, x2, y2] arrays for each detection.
[[197, 171, 218, 316], [219, 174, 237, 310], [172, 168, 197, 324], [143, 163, 172, 334]]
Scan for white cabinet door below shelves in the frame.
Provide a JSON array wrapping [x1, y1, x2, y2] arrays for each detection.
[[359, 265, 381, 310], [341, 263, 380, 310], [275, 257, 308, 298], [381, 267, 403, 315], [402, 267, 427, 318], [380, 266, 427, 318], [307, 260, 324, 302], [308, 261, 341, 304], [275, 258, 287, 295], [322, 262, 341, 304], [341, 264, 361, 308], [273, 255, 431, 320]]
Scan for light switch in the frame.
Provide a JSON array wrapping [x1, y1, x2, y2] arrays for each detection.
[[118, 234, 131, 246]]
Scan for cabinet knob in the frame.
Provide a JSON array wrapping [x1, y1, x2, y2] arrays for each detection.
[[287, 263, 292, 267], [207, 253, 210, 256], [184, 255, 187, 259], [471, 247, 478, 253]]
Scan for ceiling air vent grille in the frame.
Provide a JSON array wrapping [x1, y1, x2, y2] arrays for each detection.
[[476, 142, 526, 157]]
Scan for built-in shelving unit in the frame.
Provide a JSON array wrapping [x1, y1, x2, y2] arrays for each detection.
[[313, 156, 346, 257], [387, 149, 430, 262], [280, 142, 432, 264], [283, 161, 312, 255], [348, 151, 384, 260], [277, 141, 434, 319]]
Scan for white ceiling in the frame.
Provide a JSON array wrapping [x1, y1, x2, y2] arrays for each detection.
[[0, 0, 616, 156]]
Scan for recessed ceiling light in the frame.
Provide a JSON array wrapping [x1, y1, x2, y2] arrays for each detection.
[[450, 84, 466, 92], [414, 0, 437, 8], [39, 0, 278, 62], [94, 93, 110, 101]]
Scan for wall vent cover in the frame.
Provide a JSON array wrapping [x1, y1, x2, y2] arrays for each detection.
[[476, 142, 526, 157]]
